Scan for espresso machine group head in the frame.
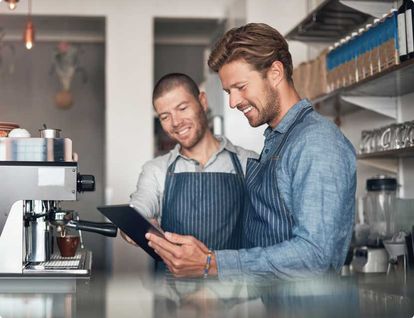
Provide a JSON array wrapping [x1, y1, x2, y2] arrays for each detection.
[[0, 129, 117, 275]]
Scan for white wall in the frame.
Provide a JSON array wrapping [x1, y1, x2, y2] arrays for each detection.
[[398, 92, 414, 198]]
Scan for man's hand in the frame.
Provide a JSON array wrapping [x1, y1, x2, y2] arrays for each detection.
[[145, 232, 218, 278], [120, 230, 137, 246]]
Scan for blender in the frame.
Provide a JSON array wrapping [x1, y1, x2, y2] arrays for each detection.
[[352, 175, 397, 273]]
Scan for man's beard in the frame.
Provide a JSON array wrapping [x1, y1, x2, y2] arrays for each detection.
[[250, 85, 280, 128], [176, 107, 209, 150]]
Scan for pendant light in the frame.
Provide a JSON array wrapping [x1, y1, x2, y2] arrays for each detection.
[[5, 0, 19, 10], [23, 0, 34, 50]]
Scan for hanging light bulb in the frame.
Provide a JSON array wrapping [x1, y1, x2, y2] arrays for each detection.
[[24, 20, 34, 50], [23, 0, 34, 50], [5, 0, 19, 10]]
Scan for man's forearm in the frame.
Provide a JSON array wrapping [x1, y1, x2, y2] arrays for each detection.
[[215, 238, 331, 282]]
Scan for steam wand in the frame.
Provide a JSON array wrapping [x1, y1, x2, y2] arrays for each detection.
[[76, 214, 85, 249]]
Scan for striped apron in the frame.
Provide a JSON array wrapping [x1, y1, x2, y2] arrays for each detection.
[[153, 153, 246, 315], [161, 151, 245, 250], [244, 106, 313, 248]]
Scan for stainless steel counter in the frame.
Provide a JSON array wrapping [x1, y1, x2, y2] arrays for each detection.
[[0, 271, 413, 318]]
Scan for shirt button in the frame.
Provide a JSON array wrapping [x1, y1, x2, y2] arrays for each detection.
[[265, 149, 269, 154]]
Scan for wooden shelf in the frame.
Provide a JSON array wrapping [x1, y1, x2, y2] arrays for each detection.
[[312, 58, 414, 116]]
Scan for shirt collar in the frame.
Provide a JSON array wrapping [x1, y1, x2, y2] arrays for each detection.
[[264, 98, 312, 137], [169, 135, 234, 162]]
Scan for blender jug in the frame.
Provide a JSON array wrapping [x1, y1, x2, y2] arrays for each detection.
[[364, 175, 397, 245]]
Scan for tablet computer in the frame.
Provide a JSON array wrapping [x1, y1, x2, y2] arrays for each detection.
[[97, 204, 164, 261]]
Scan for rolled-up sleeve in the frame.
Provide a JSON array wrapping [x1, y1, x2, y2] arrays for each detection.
[[129, 161, 164, 220], [216, 126, 356, 282]]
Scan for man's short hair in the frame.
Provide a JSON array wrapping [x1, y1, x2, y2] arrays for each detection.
[[208, 23, 293, 83], [152, 73, 200, 105]]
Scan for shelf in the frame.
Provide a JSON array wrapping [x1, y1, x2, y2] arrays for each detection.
[[285, 0, 394, 43], [358, 158, 398, 174], [313, 93, 360, 117], [343, 58, 414, 97], [358, 147, 414, 159], [357, 147, 414, 173], [312, 58, 414, 117], [285, 0, 372, 43]]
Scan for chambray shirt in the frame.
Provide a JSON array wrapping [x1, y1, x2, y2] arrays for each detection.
[[215, 99, 357, 281], [129, 136, 258, 222]]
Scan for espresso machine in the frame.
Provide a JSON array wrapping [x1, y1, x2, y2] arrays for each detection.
[[0, 128, 117, 276]]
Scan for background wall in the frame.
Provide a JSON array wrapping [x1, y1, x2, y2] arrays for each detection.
[[154, 45, 205, 85]]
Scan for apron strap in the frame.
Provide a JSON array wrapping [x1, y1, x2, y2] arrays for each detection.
[[166, 155, 180, 174], [273, 106, 313, 156], [229, 151, 244, 176]]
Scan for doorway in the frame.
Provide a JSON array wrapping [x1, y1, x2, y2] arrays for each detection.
[[153, 17, 225, 156]]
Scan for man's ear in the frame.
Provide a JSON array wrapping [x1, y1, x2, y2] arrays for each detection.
[[198, 91, 208, 112], [267, 61, 284, 88]]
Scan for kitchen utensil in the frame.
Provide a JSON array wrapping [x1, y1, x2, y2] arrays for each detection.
[[39, 128, 61, 138], [8, 129, 31, 138]]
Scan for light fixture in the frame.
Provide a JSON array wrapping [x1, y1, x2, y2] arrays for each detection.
[[24, 21, 34, 50], [23, 0, 34, 50], [5, 0, 19, 10]]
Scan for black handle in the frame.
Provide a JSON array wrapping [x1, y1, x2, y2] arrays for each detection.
[[72, 220, 118, 237], [77, 174, 96, 192]]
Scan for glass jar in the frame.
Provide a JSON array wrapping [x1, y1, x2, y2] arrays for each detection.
[[364, 175, 397, 245]]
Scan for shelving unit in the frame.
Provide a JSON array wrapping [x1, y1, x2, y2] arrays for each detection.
[[357, 147, 414, 174], [285, 0, 372, 42], [313, 58, 414, 117], [286, 0, 401, 117], [286, 0, 414, 187], [285, 0, 394, 43]]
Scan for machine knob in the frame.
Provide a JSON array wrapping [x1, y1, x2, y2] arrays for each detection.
[[77, 174, 95, 192]]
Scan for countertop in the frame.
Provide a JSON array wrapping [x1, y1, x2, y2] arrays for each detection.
[[0, 270, 413, 318]]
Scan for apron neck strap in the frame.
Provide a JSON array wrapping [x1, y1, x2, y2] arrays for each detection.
[[167, 155, 180, 174], [229, 151, 244, 176], [273, 106, 313, 155]]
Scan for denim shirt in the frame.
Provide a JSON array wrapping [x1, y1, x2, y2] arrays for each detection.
[[215, 99, 357, 281]]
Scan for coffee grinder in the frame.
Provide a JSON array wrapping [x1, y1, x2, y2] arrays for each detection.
[[352, 175, 397, 273]]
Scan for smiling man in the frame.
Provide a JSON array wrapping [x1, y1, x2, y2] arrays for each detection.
[[146, 23, 356, 281], [126, 73, 257, 269]]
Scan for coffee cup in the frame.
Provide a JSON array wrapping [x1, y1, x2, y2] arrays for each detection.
[[57, 235, 80, 257]]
